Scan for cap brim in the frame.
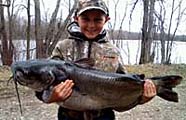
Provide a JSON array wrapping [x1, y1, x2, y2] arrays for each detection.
[[77, 6, 107, 16]]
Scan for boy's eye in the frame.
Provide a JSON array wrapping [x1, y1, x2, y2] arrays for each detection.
[[81, 17, 89, 21], [80, 16, 104, 23], [94, 18, 103, 22]]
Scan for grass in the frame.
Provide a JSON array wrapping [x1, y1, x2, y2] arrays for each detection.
[[0, 63, 186, 120], [126, 64, 186, 78]]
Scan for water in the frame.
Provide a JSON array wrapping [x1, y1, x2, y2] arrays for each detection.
[[13, 40, 36, 61], [1, 40, 185, 65], [112, 40, 186, 65]]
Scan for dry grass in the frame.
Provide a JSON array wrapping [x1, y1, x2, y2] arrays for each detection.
[[0, 64, 186, 120]]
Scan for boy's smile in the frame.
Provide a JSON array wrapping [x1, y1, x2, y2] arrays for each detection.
[[75, 10, 110, 39]]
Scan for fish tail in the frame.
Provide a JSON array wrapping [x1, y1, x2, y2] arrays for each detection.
[[157, 87, 178, 102], [150, 75, 182, 102]]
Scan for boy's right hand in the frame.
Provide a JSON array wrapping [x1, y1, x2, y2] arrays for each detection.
[[47, 79, 74, 103]]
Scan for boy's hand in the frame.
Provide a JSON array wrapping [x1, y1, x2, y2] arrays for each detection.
[[47, 79, 74, 103], [143, 79, 157, 98], [140, 79, 157, 104]]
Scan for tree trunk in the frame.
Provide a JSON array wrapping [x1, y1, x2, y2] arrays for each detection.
[[139, 0, 155, 64], [34, 0, 45, 58], [26, 0, 31, 60], [0, 0, 14, 65], [165, 0, 175, 64], [156, 1, 166, 64], [160, 22, 166, 63], [139, 0, 149, 64], [148, 0, 155, 63]]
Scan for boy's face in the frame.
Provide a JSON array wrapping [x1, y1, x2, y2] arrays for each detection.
[[75, 10, 110, 39]]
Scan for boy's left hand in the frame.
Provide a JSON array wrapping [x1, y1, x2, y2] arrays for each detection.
[[139, 79, 157, 104], [143, 79, 157, 98]]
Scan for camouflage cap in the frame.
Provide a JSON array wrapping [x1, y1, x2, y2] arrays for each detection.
[[76, 0, 109, 16]]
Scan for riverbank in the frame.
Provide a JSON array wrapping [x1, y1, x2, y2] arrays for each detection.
[[0, 64, 185, 120]]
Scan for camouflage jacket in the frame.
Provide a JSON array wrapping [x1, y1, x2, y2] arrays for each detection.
[[52, 22, 126, 73], [35, 22, 127, 119]]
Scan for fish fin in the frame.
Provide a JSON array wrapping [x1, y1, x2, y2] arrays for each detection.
[[72, 86, 87, 96], [157, 87, 178, 102], [52, 69, 69, 86], [150, 75, 182, 102], [114, 98, 140, 112], [54, 76, 68, 85], [74, 58, 95, 68], [134, 74, 145, 79], [114, 105, 137, 112], [150, 75, 182, 87]]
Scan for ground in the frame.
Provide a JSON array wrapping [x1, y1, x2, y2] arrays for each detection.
[[0, 64, 186, 120]]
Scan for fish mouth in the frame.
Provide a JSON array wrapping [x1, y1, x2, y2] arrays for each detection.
[[13, 69, 56, 91], [13, 70, 41, 91], [14, 71, 32, 86]]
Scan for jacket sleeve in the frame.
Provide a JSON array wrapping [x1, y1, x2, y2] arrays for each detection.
[[50, 41, 65, 60]]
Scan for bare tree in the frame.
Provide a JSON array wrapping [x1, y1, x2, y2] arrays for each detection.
[[139, 0, 156, 64], [116, 3, 128, 47], [129, 0, 156, 64], [47, 0, 78, 55], [155, 0, 186, 64], [26, 0, 31, 59], [165, 0, 186, 64], [154, 0, 166, 63], [45, 0, 62, 55], [129, 0, 139, 32], [34, 0, 45, 58], [0, 1, 10, 7], [109, 0, 120, 42], [7, 0, 15, 49], [0, 0, 14, 65], [33, 0, 78, 57]]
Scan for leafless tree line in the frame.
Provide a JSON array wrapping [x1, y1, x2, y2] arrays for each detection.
[[112, 0, 186, 64], [0, 0, 78, 65]]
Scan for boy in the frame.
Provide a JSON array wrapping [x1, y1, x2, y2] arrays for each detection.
[[36, 0, 156, 119]]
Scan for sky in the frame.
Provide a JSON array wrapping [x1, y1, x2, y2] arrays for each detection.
[[4, 0, 186, 35], [39, 0, 144, 32], [43, 0, 186, 35]]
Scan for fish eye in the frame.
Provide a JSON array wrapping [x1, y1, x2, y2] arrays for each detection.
[[40, 71, 55, 84], [15, 67, 25, 74]]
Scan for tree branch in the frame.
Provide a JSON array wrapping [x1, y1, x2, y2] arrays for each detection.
[[0, 3, 10, 7]]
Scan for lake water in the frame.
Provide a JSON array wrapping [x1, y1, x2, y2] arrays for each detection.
[[1, 40, 185, 65], [115, 40, 186, 65]]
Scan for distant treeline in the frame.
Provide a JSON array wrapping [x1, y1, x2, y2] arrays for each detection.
[[5, 18, 186, 42], [108, 30, 186, 42]]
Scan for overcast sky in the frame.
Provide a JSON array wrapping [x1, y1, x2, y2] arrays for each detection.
[[40, 0, 143, 33], [5, 0, 186, 35], [44, 0, 186, 35]]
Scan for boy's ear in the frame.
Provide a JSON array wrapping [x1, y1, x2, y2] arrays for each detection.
[[105, 16, 110, 23]]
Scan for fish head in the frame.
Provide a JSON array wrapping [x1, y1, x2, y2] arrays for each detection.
[[11, 60, 68, 92]]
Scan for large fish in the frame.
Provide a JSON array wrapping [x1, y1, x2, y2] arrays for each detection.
[[11, 59, 182, 112]]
